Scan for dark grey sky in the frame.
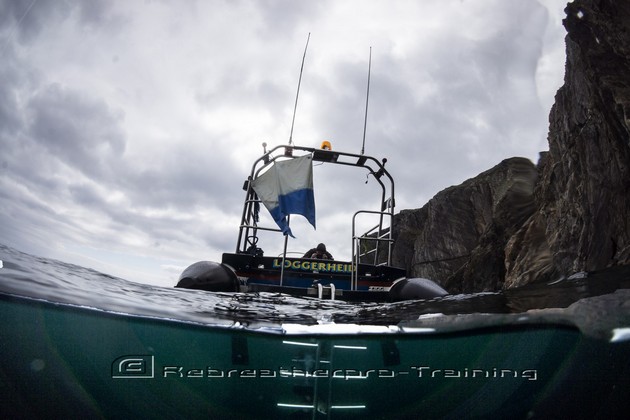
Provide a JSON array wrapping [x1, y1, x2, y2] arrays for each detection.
[[0, 0, 568, 286]]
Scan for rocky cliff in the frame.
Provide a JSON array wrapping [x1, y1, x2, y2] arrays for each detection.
[[393, 0, 630, 293]]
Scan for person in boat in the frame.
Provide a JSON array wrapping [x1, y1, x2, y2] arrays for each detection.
[[302, 243, 333, 260]]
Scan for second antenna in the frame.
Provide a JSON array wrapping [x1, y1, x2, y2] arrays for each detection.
[[288, 33, 311, 146]]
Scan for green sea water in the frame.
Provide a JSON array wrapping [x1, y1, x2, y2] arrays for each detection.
[[1, 244, 630, 418], [2, 295, 629, 419]]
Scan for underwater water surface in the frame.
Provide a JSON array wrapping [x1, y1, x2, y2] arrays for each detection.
[[1, 244, 629, 418]]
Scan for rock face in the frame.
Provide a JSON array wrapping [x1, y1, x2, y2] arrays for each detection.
[[392, 0, 630, 292], [506, 0, 630, 287], [392, 158, 538, 293]]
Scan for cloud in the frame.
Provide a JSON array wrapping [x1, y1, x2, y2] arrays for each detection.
[[0, 0, 568, 286], [28, 83, 126, 176]]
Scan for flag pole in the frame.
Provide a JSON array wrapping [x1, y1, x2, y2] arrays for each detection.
[[279, 215, 291, 285]]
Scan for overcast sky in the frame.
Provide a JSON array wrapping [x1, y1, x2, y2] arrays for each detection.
[[1, 0, 569, 287]]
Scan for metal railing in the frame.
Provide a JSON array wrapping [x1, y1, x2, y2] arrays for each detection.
[[234, 144, 397, 289], [351, 210, 394, 290]]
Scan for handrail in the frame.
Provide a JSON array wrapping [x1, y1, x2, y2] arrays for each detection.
[[316, 283, 336, 300], [238, 223, 282, 234], [359, 226, 392, 264], [351, 210, 394, 290]]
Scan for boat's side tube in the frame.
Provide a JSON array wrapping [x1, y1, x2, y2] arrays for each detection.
[[389, 278, 448, 301]]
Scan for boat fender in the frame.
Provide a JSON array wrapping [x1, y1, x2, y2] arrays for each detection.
[[176, 261, 239, 292], [389, 277, 448, 301]]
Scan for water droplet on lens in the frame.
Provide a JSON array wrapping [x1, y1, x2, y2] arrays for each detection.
[[30, 359, 45, 372]]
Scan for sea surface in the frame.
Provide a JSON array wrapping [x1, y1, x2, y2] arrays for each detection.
[[1, 243, 630, 419]]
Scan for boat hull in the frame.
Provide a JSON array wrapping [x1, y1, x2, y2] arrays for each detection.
[[222, 253, 404, 292], [177, 253, 448, 302]]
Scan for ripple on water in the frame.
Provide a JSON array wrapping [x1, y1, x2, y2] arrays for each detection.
[[1, 244, 629, 340]]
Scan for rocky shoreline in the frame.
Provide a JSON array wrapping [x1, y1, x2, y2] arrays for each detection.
[[392, 0, 630, 293]]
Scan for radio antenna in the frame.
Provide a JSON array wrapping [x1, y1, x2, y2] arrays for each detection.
[[288, 33, 311, 146], [361, 47, 372, 155]]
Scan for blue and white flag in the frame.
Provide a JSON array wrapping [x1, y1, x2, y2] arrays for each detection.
[[251, 155, 316, 237]]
